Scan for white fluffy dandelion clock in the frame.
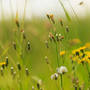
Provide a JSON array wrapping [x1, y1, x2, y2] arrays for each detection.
[[51, 73, 58, 80], [57, 66, 68, 74]]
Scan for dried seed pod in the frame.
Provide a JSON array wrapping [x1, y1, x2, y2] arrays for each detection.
[[2, 64, 5, 69], [49, 14, 55, 24], [37, 80, 42, 89], [79, 1, 83, 5], [59, 36, 64, 41], [49, 33, 56, 42], [21, 30, 26, 39], [27, 41, 30, 50], [37, 83, 40, 89], [66, 26, 69, 32], [15, 19, 20, 27], [11, 67, 14, 75], [48, 35, 52, 42], [25, 68, 29, 76], [13, 42, 16, 50], [17, 63, 21, 70], [46, 14, 50, 20], [5, 56, 8, 67], [59, 19, 63, 27]]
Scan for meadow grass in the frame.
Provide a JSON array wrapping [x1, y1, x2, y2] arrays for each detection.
[[0, 16, 90, 90]]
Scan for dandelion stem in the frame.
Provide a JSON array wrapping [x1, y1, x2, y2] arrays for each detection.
[[60, 74, 63, 90]]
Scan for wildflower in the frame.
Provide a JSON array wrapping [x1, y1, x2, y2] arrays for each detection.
[[1, 62, 6, 69], [17, 63, 21, 70], [57, 66, 68, 74], [69, 38, 81, 46], [51, 73, 58, 80], [60, 51, 65, 56], [0, 62, 6, 66], [25, 68, 29, 76], [79, 46, 86, 52], [78, 58, 85, 64], [85, 42, 90, 49]]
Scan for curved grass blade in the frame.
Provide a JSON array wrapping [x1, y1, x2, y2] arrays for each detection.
[[58, 0, 71, 21]]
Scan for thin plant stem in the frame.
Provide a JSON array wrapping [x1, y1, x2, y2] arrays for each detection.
[[60, 74, 63, 90], [67, 0, 80, 22], [58, 0, 71, 21]]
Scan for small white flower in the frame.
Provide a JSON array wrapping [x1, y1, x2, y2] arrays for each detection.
[[51, 73, 58, 80], [57, 66, 68, 74]]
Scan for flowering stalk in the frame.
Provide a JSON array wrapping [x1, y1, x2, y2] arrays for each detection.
[[60, 74, 63, 90]]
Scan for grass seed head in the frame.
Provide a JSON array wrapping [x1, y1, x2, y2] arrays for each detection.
[[27, 41, 30, 50], [11, 67, 14, 75], [5, 56, 8, 67], [25, 68, 29, 76], [17, 63, 21, 70]]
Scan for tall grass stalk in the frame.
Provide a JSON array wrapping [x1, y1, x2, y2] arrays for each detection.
[[67, 0, 79, 22], [58, 0, 71, 21]]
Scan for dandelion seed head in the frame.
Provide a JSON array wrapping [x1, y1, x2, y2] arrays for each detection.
[[57, 66, 68, 74], [51, 73, 58, 80]]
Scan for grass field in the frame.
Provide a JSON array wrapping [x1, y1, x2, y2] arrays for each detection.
[[0, 0, 90, 88]]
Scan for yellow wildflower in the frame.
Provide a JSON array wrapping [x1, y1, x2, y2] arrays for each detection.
[[60, 51, 65, 56], [85, 42, 90, 49], [0, 62, 6, 66]]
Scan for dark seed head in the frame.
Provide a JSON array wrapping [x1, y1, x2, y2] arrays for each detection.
[[13, 42, 16, 50], [2, 64, 5, 69], [25, 68, 29, 76], [27, 41, 30, 50], [17, 63, 21, 70], [11, 67, 14, 75], [5, 57, 8, 67]]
